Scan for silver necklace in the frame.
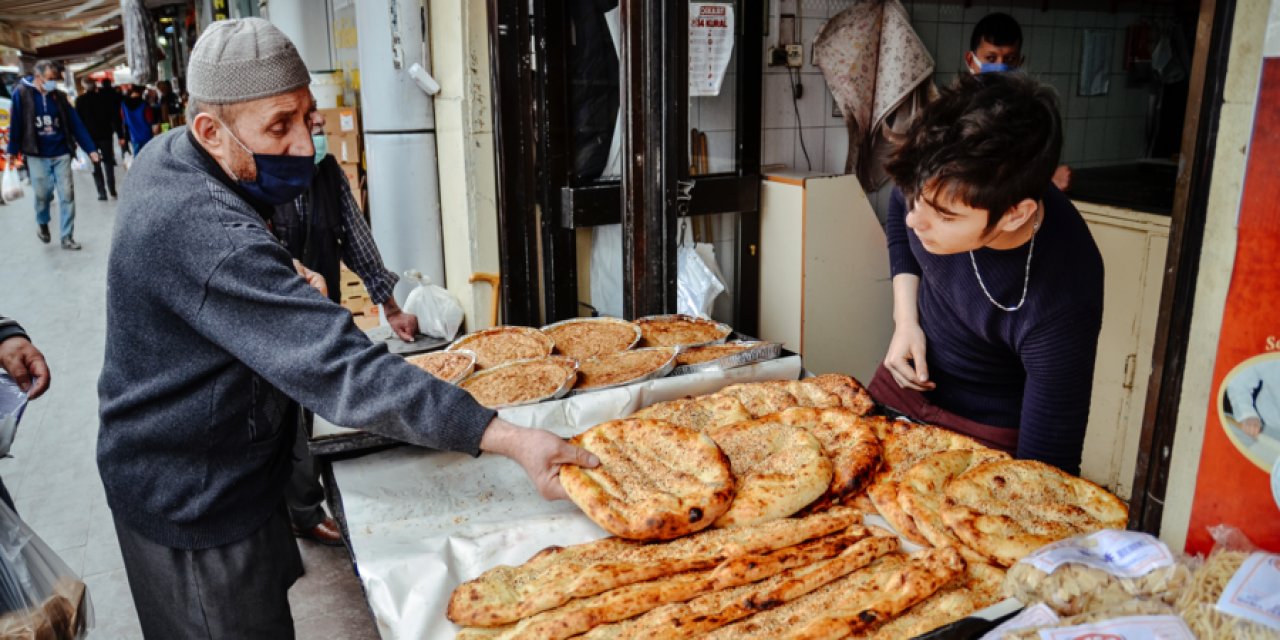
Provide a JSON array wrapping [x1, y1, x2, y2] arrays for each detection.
[[969, 217, 1039, 312]]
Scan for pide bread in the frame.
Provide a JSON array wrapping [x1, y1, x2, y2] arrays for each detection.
[[561, 419, 734, 540], [713, 382, 800, 417], [939, 459, 1129, 567], [447, 507, 863, 627], [630, 395, 751, 432], [806, 373, 876, 416], [449, 326, 554, 369], [849, 561, 1004, 639], [707, 420, 832, 527], [768, 408, 883, 510], [897, 448, 1012, 560]]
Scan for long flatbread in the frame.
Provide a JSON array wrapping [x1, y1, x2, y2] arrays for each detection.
[[460, 525, 874, 640], [447, 507, 862, 627], [708, 547, 965, 640], [849, 561, 1004, 639], [581, 531, 900, 640]]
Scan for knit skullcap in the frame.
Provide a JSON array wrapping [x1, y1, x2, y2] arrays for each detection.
[[187, 18, 310, 105]]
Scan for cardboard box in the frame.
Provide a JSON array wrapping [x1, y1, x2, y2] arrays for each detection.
[[317, 106, 359, 136], [328, 130, 362, 165], [339, 161, 360, 188]]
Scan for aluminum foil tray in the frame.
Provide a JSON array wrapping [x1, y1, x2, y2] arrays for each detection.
[[671, 340, 783, 376]]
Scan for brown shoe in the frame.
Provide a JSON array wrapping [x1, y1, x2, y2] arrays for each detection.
[[292, 517, 344, 547]]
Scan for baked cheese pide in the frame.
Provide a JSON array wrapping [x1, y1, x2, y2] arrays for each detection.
[[574, 347, 676, 391], [543, 317, 640, 360], [449, 326, 555, 370], [458, 356, 576, 408], [560, 419, 735, 540], [404, 350, 474, 383], [635, 314, 730, 348]]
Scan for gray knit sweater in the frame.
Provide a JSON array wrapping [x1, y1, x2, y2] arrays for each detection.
[[98, 129, 495, 550]]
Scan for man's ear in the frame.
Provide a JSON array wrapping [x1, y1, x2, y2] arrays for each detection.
[[963, 51, 978, 74], [999, 197, 1039, 233], [190, 112, 222, 149]]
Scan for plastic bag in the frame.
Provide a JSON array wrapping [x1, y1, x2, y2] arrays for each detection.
[[1003, 530, 1193, 615], [1, 165, 22, 203], [401, 270, 464, 340], [121, 151, 132, 172], [0, 374, 28, 459], [675, 222, 726, 318], [0, 502, 93, 638], [71, 150, 90, 173]]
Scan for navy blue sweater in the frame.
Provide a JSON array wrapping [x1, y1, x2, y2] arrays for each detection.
[[885, 186, 1104, 474], [98, 130, 496, 550]]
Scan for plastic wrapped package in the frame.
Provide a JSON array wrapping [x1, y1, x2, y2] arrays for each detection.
[[0, 502, 93, 638], [1176, 548, 1277, 640], [996, 601, 1180, 639], [401, 270, 464, 340], [1003, 530, 1193, 616], [1, 166, 22, 203]]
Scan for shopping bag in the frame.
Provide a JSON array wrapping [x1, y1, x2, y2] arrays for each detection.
[[71, 150, 90, 173], [121, 150, 132, 172], [401, 270, 464, 339], [0, 166, 22, 203], [0, 501, 93, 637]]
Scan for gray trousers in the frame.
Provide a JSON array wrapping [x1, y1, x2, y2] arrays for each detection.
[[114, 505, 304, 639]]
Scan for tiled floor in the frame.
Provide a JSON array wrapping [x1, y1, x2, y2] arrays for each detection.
[[0, 166, 378, 638]]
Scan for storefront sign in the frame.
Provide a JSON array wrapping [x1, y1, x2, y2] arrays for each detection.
[[1184, 57, 1280, 554]]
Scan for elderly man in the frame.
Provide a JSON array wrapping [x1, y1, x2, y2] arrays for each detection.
[[97, 19, 596, 638]]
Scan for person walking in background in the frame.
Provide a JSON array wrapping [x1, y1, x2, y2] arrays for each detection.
[[120, 84, 156, 155], [75, 77, 122, 200], [6, 60, 100, 250], [156, 80, 182, 125]]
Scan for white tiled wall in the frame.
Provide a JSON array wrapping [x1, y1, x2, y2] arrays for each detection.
[[759, 0, 1181, 175]]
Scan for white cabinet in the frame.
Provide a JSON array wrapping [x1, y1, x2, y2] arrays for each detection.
[[757, 172, 895, 383], [1077, 202, 1170, 500]]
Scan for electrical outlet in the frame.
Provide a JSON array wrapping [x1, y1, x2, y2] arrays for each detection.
[[785, 44, 804, 68], [768, 47, 789, 67]]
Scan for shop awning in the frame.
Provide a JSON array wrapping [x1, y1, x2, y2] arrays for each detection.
[[0, 0, 123, 52], [27, 27, 125, 64]]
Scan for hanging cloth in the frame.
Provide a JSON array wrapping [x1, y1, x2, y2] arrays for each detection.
[[814, 0, 936, 191], [123, 0, 158, 85]]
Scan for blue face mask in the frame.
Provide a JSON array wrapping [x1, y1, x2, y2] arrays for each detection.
[[979, 62, 1012, 73], [42, 80, 57, 91], [312, 134, 328, 165], [220, 119, 316, 205]]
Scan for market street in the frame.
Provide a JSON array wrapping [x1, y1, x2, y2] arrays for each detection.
[[0, 167, 377, 639]]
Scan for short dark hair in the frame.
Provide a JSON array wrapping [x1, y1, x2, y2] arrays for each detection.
[[970, 13, 1022, 52], [885, 73, 1062, 228]]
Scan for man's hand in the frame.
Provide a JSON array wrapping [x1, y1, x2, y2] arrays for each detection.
[[480, 418, 600, 500], [0, 337, 50, 400], [1053, 165, 1073, 192], [88, 151, 101, 164], [1241, 416, 1263, 439], [292, 260, 329, 298], [885, 322, 935, 392], [383, 298, 419, 342]]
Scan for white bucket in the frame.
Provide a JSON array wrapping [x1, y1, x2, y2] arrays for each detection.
[[311, 70, 344, 108]]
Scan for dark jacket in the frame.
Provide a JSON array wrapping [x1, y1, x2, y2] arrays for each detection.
[[74, 88, 123, 142], [0, 316, 25, 344], [6, 78, 96, 158], [98, 129, 495, 550]]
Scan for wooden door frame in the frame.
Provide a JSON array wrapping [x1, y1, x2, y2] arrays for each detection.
[[1128, 0, 1236, 534]]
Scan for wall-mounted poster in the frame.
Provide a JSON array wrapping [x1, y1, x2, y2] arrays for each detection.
[[689, 3, 734, 97], [1184, 57, 1280, 555]]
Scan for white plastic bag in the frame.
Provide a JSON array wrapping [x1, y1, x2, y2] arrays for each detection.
[[0, 499, 94, 636], [401, 270, 464, 340], [71, 150, 90, 173], [677, 244, 725, 318], [121, 151, 132, 171], [1, 165, 22, 203]]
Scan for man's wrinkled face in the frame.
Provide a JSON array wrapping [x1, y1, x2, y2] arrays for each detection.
[[197, 87, 315, 182], [965, 40, 1023, 74], [905, 182, 1002, 255]]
